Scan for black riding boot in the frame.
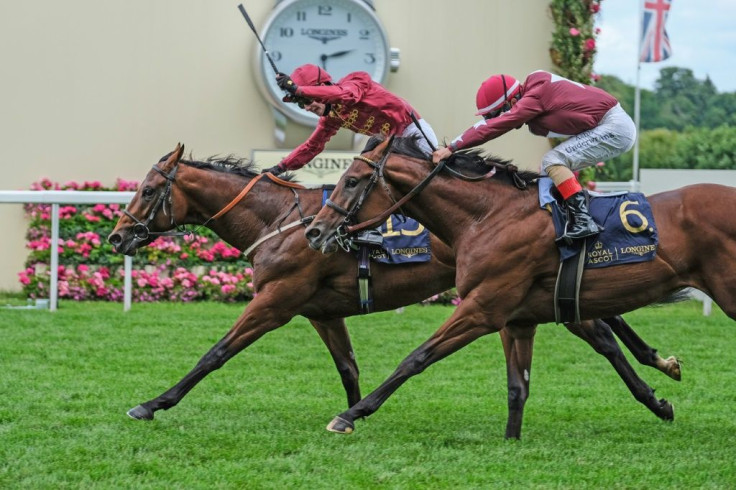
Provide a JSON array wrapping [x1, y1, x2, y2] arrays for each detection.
[[563, 191, 603, 240]]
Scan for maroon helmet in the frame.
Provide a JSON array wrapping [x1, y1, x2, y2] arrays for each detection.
[[290, 64, 332, 86], [475, 74, 521, 117]]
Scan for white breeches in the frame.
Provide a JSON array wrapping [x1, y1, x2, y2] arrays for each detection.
[[541, 103, 637, 173], [403, 118, 438, 156]]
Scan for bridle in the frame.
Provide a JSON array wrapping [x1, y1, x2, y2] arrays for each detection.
[[122, 160, 310, 254], [325, 140, 447, 252], [123, 163, 192, 243]]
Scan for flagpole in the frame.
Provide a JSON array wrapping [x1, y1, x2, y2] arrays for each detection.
[[632, 0, 644, 192]]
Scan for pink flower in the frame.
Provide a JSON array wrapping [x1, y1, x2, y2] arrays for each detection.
[[569, 27, 580, 36], [584, 38, 596, 52], [591, 2, 600, 13]]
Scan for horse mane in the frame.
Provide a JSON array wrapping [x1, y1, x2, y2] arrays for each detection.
[[157, 151, 298, 182], [362, 135, 539, 189], [449, 149, 540, 189]]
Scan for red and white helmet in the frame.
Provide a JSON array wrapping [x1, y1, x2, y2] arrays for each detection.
[[290, 64, 332, 86], [474, 74, 521, 117]]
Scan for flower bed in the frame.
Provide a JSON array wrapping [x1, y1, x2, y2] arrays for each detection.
[[18, 178, 254, 303], [18, 178, 459, 305]]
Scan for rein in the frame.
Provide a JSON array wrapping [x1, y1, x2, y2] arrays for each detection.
[[331, 145, 447, 245], [331, 148, 525, 247], [345, 158, 445, 235], [124, 162, 309, 255]]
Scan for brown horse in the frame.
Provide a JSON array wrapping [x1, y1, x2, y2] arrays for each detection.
[[108, 143, 679, 439], [304, 136, 721, 435]]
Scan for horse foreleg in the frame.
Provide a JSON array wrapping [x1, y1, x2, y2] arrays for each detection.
[[309, 318, 361, 407], [325, 305, 496, 435], [602, 316, 681, 381], [499, 326, 537, 440], [127, 305, 286, 421], [564, 320, 674, 422]]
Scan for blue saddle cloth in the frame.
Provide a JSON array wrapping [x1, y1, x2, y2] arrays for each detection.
[[538, 178, 658, 268], [321, 188, 431, 264], [368, 215, 431, 264]]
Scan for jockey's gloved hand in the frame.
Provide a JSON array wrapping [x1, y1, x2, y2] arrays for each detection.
[[276, 73, 298, 95], [262, 164, 286, 176]]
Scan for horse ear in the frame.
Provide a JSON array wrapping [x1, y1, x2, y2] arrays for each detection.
[[377, 135, 394, 155], [173, 142, 184, 163]]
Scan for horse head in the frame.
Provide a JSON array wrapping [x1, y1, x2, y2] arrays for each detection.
[[306, 136, 406, 254], [108, 143, 191, 255]]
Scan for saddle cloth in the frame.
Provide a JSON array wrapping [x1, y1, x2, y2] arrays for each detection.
[[367, 215, 431, 264], [538, 178, 658, 268], [320, 188, 431, 264]]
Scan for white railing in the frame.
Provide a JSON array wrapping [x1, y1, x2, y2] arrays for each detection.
[[592, 180, 640, 193], [0, 190, 135, 312]]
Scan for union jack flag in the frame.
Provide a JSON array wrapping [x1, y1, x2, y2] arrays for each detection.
[[640, 0, 673, 63]]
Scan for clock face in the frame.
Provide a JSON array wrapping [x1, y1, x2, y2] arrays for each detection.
[[255, 0, 391, 125]]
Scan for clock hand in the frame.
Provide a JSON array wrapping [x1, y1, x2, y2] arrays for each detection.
[[323, 49, 355, 59], [320, 49, 356, 69]]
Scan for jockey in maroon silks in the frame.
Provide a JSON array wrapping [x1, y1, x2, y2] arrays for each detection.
[[432, 70, 637, 241], [262, 63, 437, 175]]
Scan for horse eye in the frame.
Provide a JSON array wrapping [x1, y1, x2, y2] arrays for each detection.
[[142, 187, 155, 200], [345, 177, 359, 189]]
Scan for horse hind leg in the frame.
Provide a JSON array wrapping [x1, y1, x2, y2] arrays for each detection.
[[499, 326, 538, 440], [309, 318, 361, 407], [564, 319, 674, 421], [603, 316, 681, 381]]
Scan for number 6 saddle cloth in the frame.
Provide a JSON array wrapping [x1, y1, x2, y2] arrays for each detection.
[[538, 178, 658, 269]]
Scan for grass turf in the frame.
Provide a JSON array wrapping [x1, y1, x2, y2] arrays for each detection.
[[1, 298, 735, 488]]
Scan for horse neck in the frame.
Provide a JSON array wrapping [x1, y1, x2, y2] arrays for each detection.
[[386, 160, 524, 245], [177, 165, 305, 251]]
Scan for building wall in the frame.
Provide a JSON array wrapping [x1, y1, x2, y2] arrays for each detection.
[[0, 0, 554, 291]]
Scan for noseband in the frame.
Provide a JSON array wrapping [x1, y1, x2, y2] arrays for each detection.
[[122, 163, 192, 242]]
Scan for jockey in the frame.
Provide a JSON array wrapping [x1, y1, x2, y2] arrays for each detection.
[[432, 70, 637, 241], [261, 63, 437, 175]]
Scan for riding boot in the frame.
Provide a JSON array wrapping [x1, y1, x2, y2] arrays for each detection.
[[563, 191, 603, 240]]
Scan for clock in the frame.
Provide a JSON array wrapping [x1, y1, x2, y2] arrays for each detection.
[[253, 0, 398, 127]]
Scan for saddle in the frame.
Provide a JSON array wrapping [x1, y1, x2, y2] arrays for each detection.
[[537, 178, 659, 323]]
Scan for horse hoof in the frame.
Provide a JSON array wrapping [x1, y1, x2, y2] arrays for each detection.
[[326, 416, 354, 434], [127, 405, 154, 420], [658, 399, 675, 421], [665, 356, 682, 381]]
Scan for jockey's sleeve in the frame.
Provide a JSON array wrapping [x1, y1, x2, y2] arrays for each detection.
[[297, 78, 369, 106], [450, 95, 544, 151], [280, 119, 340, 170]]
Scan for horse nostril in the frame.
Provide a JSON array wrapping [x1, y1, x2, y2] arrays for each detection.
[[108, 234, 121, 246], [306, 228, 321, 240]]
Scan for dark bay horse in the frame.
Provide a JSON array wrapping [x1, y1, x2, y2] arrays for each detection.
[[108, 143, 679, 439], [304, 136, 726, 435]]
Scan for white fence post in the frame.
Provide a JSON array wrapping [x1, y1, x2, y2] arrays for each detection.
[[0, 190, 136, 311], [50, 203, 60, 312]]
